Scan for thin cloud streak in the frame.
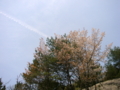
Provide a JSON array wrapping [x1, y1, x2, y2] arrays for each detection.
[[0, 11, 48, 38]]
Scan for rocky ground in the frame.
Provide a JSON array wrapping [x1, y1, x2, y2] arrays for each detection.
[[87, 78, 120, 90]]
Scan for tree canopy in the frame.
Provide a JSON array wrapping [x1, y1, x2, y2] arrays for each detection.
[[105, 46, 120, 80], [22, 29, 112, 90]]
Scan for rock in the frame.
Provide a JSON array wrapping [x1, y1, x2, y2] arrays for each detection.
[[83, 78, 120, 90]]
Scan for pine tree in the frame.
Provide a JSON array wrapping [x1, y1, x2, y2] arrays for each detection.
[[105, 46, 120, 80], [0, 78, 6, 90], [23, 38, 63, 90]]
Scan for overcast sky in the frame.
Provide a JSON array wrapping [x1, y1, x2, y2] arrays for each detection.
[[0, 0, 120, 87]]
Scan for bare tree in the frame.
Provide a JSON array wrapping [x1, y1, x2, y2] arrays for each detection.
[[53, 29, 112, 90]]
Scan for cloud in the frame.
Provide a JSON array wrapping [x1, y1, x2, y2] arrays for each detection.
[[0, 11, 48, 38]]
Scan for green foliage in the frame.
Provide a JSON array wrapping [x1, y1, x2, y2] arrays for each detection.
[[105, 64, 118, 80], [108, 46, 120, 69], [14, 81, 24, 90], [22, 38, 64, 89], [0, 78, 6, 90], [105, 46, 120, 80]]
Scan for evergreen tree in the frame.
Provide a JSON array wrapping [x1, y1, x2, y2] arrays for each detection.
[[105, 46, 120, 80], [23, 38, 63, 90], [0, 78, 6, 90]]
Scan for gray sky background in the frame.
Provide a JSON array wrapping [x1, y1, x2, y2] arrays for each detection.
[[0, 0, 120, 87]]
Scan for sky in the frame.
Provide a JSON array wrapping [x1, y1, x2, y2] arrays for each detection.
[[0, 0, 120, 87]]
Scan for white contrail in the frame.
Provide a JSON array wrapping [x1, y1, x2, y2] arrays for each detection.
[[0, 11, 48, 38]]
